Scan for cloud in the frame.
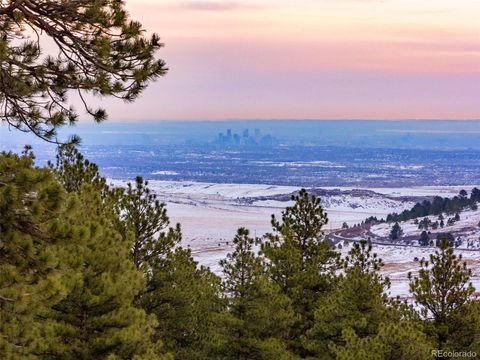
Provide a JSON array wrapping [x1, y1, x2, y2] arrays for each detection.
[[177, 1, 258, 11]]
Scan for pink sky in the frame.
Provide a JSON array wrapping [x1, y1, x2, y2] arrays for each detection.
[[88, 0, 480, 120]]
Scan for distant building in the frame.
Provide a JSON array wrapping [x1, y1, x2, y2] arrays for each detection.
[[214, 128, 277, 147]]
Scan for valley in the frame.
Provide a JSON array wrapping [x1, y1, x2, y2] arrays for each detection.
[[110, 180, 480, 298]]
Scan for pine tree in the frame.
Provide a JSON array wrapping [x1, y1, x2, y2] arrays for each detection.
[[117, 175, 221, 359], [389, 222, 403, 241], [39, 185, 170, 359], [0, 0, 166, 143], [215, 228, 296, 360], [49, 145, 109, 195], [334, 322, 433, 360], [1, 151, 169, 359], [0, 151, 68, 358], [419, 231, 430, 247], [409, 238, 476, 350], [140, 248, 223, 360], [305, 240, 396, 358], [471, 188, 480, 202], [261, 189, 339, 356], [118, 176, 181, 271]]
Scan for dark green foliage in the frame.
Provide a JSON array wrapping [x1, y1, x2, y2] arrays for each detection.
[[117, 175, 220, 359], [386, 189, 480, 223], [364, 216, 379, 225], [409, 238, 476, 349], [306, 240, 397, 358], [419, 231, 430, 246], [334, 322, 433, 360], [49, 145, 108, 194], [0, 151, 169, 359], [0, 0, 166, 142], [261, 189, 339, 356], [42, 186, 167, 359], [471, 188, 480, 202], [118, 176, 181, 271], [446, 217, 456, 226], [215, 228, 296, 360], [140, 248, 222, 360], [0, 151, 67, 358], [389, 222, 403, 241], [445, 301, 480, 353], [418, 217, 432, 230], [435, 232, 455, 247]]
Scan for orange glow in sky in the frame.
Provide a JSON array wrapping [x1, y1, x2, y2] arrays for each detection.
[[96, 0, 480, 120]]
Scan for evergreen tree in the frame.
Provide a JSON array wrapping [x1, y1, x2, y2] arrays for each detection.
[[435, 233, 454, 247], [0, 151, 67, 358], [140, 248, 223, 360], [118, 176, 181, 271], [334, 322, 433, 360], [0, 0, 166, 142], [305, 240, 396, 358], [389, 222, 403, 241], [40, 185, 169, 359], [0, 151, 169, 359], [216, 228, 296, 360], [261, 189, 339, 356], [49, 145, 108, 195], [409, 238, 476, 350], [445, 300, 480, 354], [419, 231, 430, 247], [471, 188, 480, 202], [117, 176, 221, 359]]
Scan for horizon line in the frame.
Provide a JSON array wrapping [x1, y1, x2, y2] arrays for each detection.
[[75, 118, 480, 124]]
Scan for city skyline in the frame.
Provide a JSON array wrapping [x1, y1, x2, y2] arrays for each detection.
[[76, 1, 480, 121]]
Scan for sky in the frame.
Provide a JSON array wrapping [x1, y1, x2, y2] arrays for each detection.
[[81, 0, 480, 121]]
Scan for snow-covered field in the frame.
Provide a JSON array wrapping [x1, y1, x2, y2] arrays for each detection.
[[110, 180, 480, 297], [370, 208, 480, 249], [110, 179, 425, 244], [338, 243, 480, 299]]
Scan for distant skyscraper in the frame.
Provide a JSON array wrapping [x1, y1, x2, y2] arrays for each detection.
[[254, 129, 260, 138], [243, 129, 249, 138], [227, 129, 232, 139]]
